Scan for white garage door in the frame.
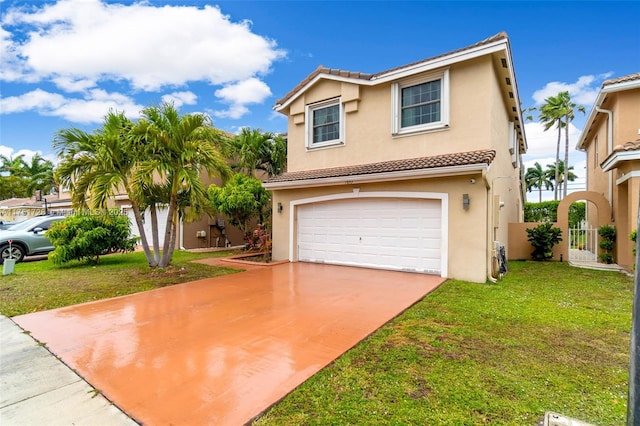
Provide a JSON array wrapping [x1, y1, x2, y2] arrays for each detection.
[[297, 198, 442, 274], [126, 207, 169, 248]]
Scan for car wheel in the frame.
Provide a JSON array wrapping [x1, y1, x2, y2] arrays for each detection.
[[0, 244, 25, 264]]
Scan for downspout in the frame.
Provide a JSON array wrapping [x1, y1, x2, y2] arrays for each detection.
[[485, 170, 498, 283], [596, 106, 614, 208]]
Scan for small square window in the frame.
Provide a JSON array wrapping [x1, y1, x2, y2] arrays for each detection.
[[306, 98, 344, 149]]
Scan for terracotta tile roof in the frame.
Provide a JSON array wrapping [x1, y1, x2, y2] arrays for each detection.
[[266, 150, 496, 183], [612, 138, 640, 152], [275, 32, 509, 107], [603, 73, 640, 87]]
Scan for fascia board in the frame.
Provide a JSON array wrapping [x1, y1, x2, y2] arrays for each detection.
[[601, 151, 640, 172], [501, 41, 528, 153], [263, 164, 488, 190], [371, 41, 507, 83]]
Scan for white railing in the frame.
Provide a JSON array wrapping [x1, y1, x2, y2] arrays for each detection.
[[568, 227, 598, 262]]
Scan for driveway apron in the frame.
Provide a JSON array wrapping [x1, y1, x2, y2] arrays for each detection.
[[13, 263, 444, 425]]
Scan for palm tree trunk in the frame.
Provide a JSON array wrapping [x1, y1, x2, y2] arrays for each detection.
[[539, 187, 542, 203], [159, 181, 179, 267], [131, 203, 158, 267], [150, 204, 161, 265], [563, 113, 570, 199], [554, 123, 561, 201]]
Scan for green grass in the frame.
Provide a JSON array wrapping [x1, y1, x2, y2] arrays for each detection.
[[0, 250, 241, 317], [254, 261, 633, 426]]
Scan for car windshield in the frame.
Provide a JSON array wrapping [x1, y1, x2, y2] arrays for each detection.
[[3, 217, 49, 231]]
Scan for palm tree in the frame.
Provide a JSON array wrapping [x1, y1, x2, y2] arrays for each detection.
[[133, 102, 230, 267], [226, 128, 287, 177], [0, 154, 29, 199], [0, 154, 27, 177], [525, 162, 553, 202], [556, 91, 585, 198], [545, 160, 577, 196], [24, 154, 55, 196], [54, 111, 160, 267], [538, 95, 565, 200]]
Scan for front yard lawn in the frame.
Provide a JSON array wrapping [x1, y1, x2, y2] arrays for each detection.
[[0, 250, 240, 317], [254, 261, 633, 425]]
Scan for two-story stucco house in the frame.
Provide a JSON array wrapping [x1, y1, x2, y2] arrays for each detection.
[[264, 32, 527, 283], [576, 73, 640, 270]]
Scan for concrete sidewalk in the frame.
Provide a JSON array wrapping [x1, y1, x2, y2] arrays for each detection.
[[0, 315, 136, 425]]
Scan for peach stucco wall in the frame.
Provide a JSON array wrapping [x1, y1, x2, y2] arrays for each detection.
[[272, 52, 524, 283], [580, 88, 640, 269], [271, 175, 490, 283], [284, 57, 496, 173], [508, 222, 563, 261]]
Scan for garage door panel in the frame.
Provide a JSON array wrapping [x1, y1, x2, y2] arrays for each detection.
[[297, 198, 442, 274]]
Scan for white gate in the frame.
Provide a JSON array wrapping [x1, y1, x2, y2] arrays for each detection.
[[568, 227, 598, 262]]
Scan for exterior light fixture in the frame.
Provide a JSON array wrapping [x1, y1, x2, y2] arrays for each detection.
[[462, 194, 470, 211], [277, 202, 283, 213]]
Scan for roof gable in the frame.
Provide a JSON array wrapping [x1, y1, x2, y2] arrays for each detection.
[[274, 32, 526, 153]]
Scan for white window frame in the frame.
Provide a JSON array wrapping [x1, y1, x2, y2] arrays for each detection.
[[305, 98, 344, 149], [391, 69, 449, 136]]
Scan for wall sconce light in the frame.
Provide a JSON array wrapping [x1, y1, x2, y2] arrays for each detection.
[[277, 202, 283, 213], [462, 194, 470, 211]]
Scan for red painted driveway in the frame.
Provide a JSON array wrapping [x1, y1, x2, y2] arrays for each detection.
[[14, 263, 444, 425]]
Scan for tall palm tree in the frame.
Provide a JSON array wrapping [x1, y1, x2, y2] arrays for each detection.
[[54, 111, 160, 267], [525, 162, 553, 202], [538, 95, 565, 200], [556, 91, 586, 198], [133, 102, 230, 267]]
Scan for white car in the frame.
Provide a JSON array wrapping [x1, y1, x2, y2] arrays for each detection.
[[0, 215, 65, 264]]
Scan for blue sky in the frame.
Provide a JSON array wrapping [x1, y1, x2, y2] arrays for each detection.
[[1, 0, 639, 200]]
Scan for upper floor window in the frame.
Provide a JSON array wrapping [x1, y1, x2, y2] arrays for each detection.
[[306, 98, 344, 149], [392, 69, 449, 135]]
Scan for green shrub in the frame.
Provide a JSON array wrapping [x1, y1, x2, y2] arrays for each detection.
[[47, 210, 137, 265], [631, 229, 637, 257], [598, 225, 616, 264], [526, 223, 563, 261], [208, 174, 271, 240]]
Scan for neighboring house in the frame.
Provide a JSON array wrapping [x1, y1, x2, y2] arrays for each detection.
[[47, 176, 246, 251], [576, 72, 640, 270], [264, 32, 527, 283]]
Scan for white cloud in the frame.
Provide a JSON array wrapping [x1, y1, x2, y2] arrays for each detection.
[[0, 146, 57, 165], [522, 121, 587, 202], [51, 76, 97, 92], [531, 73, 613, 107], [0, 88, 143, 123], [1, 0, 286, 91], [523, 121, 582, 159], [213, 78, 272, 119], [162, 91, 198, 108]]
